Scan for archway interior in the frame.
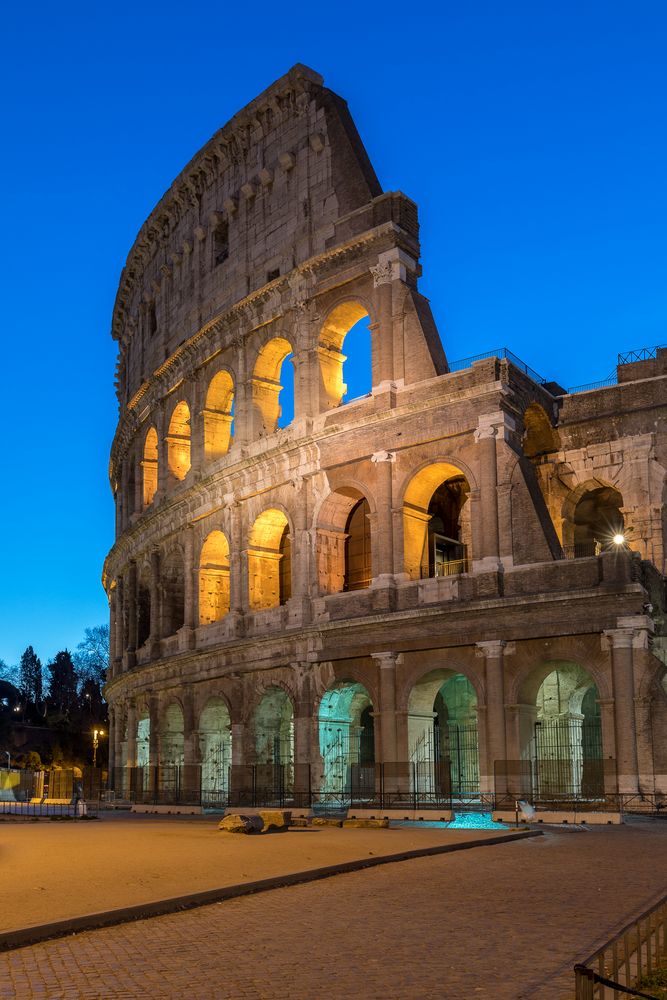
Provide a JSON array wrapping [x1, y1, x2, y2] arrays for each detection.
[[248, 509, 291, 610], [319, 302, 371, 410], [252, 337, 294, 433], [408, 670, 479, 795], [254, 688, 294, 765], [199, 531, 230, 624], [204, 371, 234, 460], [160, 702, 184, 767], [403, 464, 471, 580], [344, 498, 371, 591], [166, 401, 191, 481], [519, 663, 602, 797], [136, 714, 150, 768], [316, 488, 372, 595], [572, 486, 624, 557], [142, 427, 158, 507], [161, 550, 185, 635], [523, 403, 560, 460], [318, 682, 374, 795], [199, 697, 232, 802], [137, 574, 151, 647]]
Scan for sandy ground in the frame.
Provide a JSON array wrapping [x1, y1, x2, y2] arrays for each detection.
[[0, 813, 521, 932]]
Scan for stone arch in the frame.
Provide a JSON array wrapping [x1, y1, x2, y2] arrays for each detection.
[[142, 426, 158, 507], [136, 707, 150, 768], [166, 400, 191, 482], [198, 530, 230, 624], [199, 696, 232, 805], [561, 478, 625, 555], [516, 661, 604, 797], [407, 668, 480, 795], [401, 461, 473, 580], [159, 700, 184, 767], [247, 508, 292, 610], [317, 680, 375, 796], [161, 546, 185, 636], [136, 562, 152, 648], [204, 369, 234, 461], [253, 686, 294, 765], [316, 486, 373, 594], [319, 300, 374, 410], [522, 402, 560, 459], [251, 336, 294, 435]]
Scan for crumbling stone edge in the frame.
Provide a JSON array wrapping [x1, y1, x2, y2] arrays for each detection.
[[0, 829, 541, 953]]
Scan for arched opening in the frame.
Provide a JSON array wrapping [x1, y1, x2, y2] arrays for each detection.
[[568, 485, 625, 558], [408, 670, 480, 798], [166, 402, 191, 482], [198, 531, 230, 624], [319, 302, 372, 409], [251, 337, 294, 435], [142, 427, 158, 507], [199, 697, 232, 806], [248, 509, 291, 610], [316, 488, 373, 595], [523, 403, 560, 460], [161, 549, 185, 636], [136, 712, 150, 768], [518, 663, 603, 799], [318, 682, 375, 800], [204, 371, 234, 461], [403, 463, 471, 580], [344, 498, 371, 591], [159, 702, 184, 767], [136, 571, 151, 648], [254, 687, 294, 805]]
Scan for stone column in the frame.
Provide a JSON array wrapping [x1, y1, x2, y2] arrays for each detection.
[[227, 500, 245, 634], [108, 706, 116, 777], [149, 694, 160, 767], [181, 528, 196, 649], [126, 701, 138, 768], [108, 587, 119, 679], [149, 549, 161, 658], [476, 641, 511, 797], [125, 563, 137, 669], [603, 627, 639, 794], [292, 664, 312, 804], [370, 261, 394, 386], [473, 421, 500, 569], [370, 451, 395, 582], [155, 403, 169, 499], [373, 651, 400, 763]]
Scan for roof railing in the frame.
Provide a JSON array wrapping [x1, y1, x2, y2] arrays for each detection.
[[447, 347, 546, 385], [617, 343, 666, 365]]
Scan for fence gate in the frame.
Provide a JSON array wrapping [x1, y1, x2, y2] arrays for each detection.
[[441, 722, 480, 797], [201, 742, 230, 808], [533, 717, 604, 798]]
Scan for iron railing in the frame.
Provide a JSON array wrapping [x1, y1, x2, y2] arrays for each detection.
[[618, 344, 666, 365], [447, 348, 546, 385], [0, 767, 101, 817], [575, 893, 667, 998], [566, 376, 618, 394]]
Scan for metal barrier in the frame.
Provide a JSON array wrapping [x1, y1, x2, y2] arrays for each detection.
[[574, 894, 667, 998], [0, 767, 102, 817], [447, 347, 546, 384]]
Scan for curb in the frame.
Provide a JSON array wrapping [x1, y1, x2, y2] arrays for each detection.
[[0, 828, 541, 953]]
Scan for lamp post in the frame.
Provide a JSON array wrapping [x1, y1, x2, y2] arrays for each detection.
[[92, 729, 105, 768]]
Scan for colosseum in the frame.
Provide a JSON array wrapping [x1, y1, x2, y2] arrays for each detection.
[[104, 64, 667, 818]]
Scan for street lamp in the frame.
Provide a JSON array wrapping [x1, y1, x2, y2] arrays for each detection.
[[92, 729, 105, 767]]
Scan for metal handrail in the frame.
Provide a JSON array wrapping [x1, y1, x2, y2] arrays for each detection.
[[447, 347, 547, 385], [574, 893, 667, 998], [618, 344, 666, 365]]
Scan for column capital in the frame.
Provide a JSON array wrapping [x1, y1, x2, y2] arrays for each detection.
[[371, 650, 402, 669], [475, 640, 515, 658], [474, 410, 517, 443], [602, 628, 636, 651]]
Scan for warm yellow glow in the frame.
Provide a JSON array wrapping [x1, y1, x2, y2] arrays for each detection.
[[251, 338, 293, 433], [142, 426, 158, 507], [402, 463, 469, 580], [199, 530, 231, 624], [204, 370, 234, 461], [613, 534, 625, 546], [248, 508, 289, 610], [319, 301, 369, 409], [166, 401, 191, 481]]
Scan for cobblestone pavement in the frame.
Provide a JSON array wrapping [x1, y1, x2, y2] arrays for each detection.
[[2, 819, 666, 1000]]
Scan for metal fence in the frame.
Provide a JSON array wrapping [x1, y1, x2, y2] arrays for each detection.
[[0, 768, 102, 817], [575, 893, 667, 998], [493, 757, 617, 811]]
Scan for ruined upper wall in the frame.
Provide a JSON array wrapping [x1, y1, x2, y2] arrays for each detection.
[[112, 65, 403, 401]]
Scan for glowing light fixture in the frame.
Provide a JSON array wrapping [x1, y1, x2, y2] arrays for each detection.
[[613, 534, 625, 546]]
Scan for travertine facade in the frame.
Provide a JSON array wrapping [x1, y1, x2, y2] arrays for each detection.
[[104, 66, 667, 807]]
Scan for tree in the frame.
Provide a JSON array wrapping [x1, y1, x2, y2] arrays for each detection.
[[46, 650, 78, 716], [73, 625, 109, 688], [0, 659, 19, 688], [18, 646, 42, 705]]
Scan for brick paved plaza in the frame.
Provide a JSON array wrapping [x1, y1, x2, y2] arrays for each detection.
[[1, 817, 666, 999]]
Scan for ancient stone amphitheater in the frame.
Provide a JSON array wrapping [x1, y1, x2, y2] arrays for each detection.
[[104, 65, 667, 815]]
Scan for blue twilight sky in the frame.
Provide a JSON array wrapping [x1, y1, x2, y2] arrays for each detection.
[[0, 2, 665, 668]]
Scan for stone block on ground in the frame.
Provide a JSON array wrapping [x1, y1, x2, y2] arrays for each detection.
[[310, 817, 343, 827], [343, 818, 390, 829], [258, 810, 292, 832], [218, 814, 263, 834]]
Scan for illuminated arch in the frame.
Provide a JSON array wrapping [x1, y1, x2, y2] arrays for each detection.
[[247, 508, 291, 610], [251, 337, 293, 434], [159, 701, 184, 767], [319, 301, 372, 409], [402, 462, 471, 580], [254, 686, 294, 765], [317, 680, 375, 795], [166, 401, 191, 481], [198, 530, 230, 624], [522, 402, 560, 459], [562, 480, 624, 555], [199, 696, 232, 805], [316, 487, 373, 594], [142, 427, 158, 507], [204, 370, 234, 461]]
